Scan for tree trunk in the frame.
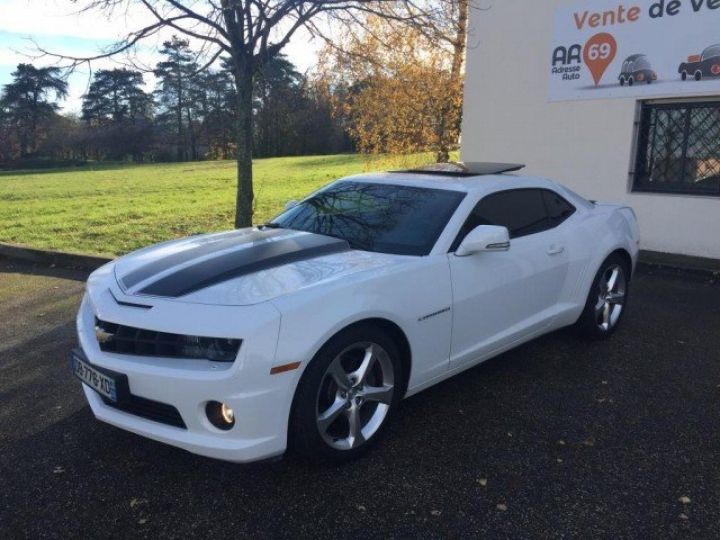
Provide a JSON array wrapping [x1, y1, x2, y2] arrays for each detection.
[[233, 65, 254, 228], [28, 93, 39, 157], [19, 119, 29, 158], [436, 0, 468, 163], [185, 104, 197, 160], [176, 74, 184, 161]]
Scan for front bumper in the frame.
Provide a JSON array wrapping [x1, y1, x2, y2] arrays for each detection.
[[76, 281, 296, 463], [81, 385, 285, 461]]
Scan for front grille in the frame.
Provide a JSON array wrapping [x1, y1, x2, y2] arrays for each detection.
[[94, 317, 241, 362], [102, 394, 186, 429]]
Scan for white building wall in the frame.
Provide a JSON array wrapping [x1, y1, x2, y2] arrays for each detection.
[[461, 0, 720, 259]]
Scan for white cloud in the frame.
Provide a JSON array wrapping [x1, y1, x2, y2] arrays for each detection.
[[0, 0, 323, 111], [0, 0, 233, 72], [0, 0, 321, 68], [0, 0, 154, 41]]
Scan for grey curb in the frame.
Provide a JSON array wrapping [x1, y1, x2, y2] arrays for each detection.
[[637, 250, 720, 282]]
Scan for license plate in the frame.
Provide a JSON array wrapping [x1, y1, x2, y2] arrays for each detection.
[[71, 351, 118, 402]]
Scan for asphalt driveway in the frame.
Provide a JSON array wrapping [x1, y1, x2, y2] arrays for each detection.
[[1, 257, 719, 539]]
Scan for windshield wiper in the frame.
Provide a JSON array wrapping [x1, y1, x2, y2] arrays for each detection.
[[259, 222, 283, 229]]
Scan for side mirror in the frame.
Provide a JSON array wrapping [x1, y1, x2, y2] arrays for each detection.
[[284, 199, 299, 211], [455, 225, 510, 257]]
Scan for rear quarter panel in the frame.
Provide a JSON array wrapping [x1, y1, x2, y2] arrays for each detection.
[[554, 203, 639, 327]]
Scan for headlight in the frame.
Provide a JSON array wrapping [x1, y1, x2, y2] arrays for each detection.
[[95, 317, 242, 362], [178, 336, 241, 362]]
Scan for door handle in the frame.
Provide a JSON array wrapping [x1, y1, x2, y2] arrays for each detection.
[[547, 244, 565, 255]]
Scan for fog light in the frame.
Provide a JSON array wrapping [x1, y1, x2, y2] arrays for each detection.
[[221, 403, 234, 424], [206, 401, 235, 430]]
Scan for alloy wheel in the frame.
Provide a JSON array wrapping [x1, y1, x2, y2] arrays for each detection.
[[316, 341, 395, 450], [595, 264, 626, 331]]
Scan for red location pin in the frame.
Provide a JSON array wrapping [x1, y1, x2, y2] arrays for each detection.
[[583, 33, 617, 86]]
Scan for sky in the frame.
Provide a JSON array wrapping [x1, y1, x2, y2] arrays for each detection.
[[0, 0, 321, 113]]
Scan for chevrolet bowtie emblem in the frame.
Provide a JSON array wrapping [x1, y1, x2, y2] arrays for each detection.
[[95, 326, 115, 344]]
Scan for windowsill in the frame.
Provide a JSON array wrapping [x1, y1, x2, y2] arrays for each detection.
[[630, 187, 720, 198]]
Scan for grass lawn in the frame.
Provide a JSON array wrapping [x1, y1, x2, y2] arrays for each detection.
[[0, 153, 437, 257]]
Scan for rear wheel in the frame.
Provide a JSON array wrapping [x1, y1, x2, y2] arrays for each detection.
[[290, 324, 402, 462], [681, 71, 688, 81], [695, 70, 703, 81], [575, 255, 629, 340], [628, 76, 634, 86], [619, 76, 626, 86]]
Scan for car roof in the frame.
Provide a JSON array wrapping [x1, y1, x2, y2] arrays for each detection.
[[399, 162, 526, 175], [337, 171, 596, 212], [625, 54, 646, 61], [338, 171, 563, 195]]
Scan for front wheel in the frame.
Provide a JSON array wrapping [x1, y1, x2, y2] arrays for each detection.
[[290, 325, 402, 462], [575, 255, 629, 340]]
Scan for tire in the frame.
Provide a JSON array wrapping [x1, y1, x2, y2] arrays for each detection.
[[619, 77, 625, 86], [695, 71, 702, 81], [575, 254, 630, 340], [290, 324, 402, 462], [628, 76, 634, 86], [681, 71, 688, 81]]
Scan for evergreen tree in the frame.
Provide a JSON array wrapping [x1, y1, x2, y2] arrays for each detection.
[[253, 55, 303, 157], [81, 68, 151, 125], [191, 67, 236, 159], [0, 64, 68, 157], [154, 37, 199, 161]]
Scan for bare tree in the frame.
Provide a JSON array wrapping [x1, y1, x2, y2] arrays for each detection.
[[36, 0, 417, 227]]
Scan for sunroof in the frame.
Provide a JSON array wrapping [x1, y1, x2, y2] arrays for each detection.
[[395, 162, 525, 177]]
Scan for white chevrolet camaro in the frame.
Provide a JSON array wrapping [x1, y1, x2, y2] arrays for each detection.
[[72, 163, 640, 463]]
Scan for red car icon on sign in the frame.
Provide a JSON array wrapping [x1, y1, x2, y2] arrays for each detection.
[[679, 44, 720, 81]]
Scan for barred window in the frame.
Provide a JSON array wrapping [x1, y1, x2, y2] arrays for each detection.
[[633, 101, 720, 196]]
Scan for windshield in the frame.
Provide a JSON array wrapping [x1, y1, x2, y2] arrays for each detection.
[[269, 181, 465, 256], [701, 44, 720, 61]]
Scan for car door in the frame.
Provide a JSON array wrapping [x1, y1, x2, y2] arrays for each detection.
[[447, 188, 571, 367]]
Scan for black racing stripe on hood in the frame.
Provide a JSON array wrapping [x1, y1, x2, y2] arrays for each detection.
[[137, 233, 351, 298], [121, 228, 286, 291]]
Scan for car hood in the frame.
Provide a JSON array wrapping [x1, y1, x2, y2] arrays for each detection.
[[113, 228, 407, 306]]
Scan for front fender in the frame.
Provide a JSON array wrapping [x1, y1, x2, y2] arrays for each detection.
[[270, 254, 455, 414]]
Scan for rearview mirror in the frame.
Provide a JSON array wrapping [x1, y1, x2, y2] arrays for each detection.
[[455, 225, 510, 257], [284, 199, 299, 211]]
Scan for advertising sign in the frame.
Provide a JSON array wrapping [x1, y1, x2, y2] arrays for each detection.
[[549, 0, 720, 101]]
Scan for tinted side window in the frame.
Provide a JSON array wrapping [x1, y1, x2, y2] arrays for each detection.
[[451, 189, 552, 251], [542, 190, 575, 227], [473, 189, 549, 239]]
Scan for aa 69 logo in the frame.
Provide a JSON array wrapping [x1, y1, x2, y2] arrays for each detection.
[[552, 33, 618, 85]]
